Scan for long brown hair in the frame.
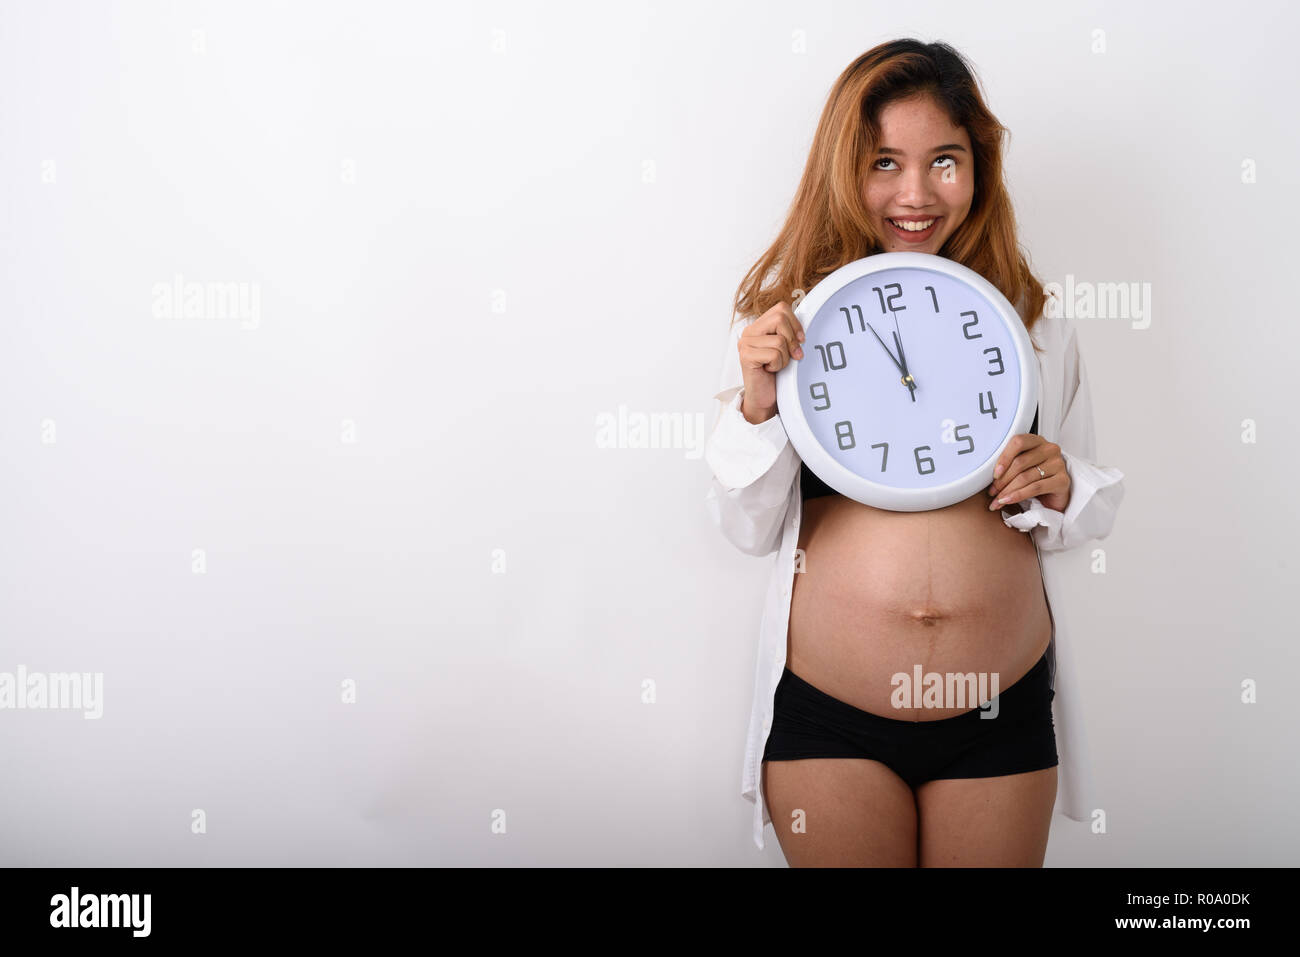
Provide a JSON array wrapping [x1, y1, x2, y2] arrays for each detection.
[[731, 39, 1048, 351]]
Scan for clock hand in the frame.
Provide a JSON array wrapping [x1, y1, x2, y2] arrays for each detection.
[[893, 330, 917, 402], [864, 322, 905, 375], [891, 307, 918, 402]]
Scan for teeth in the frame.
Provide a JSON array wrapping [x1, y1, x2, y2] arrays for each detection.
[[889, 218, 935, 231]]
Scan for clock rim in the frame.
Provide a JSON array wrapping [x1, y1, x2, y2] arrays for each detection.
[[776, 251, 1040, 512]]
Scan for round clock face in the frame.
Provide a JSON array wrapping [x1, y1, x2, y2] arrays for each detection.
[[776, 252, 1039, 511]]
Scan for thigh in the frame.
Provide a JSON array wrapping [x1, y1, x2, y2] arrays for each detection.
[[762, 758, 918, 867], [914, 766, 1057, 867]]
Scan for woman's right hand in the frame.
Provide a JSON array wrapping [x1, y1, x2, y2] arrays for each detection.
[[737, 302, 806, 424]]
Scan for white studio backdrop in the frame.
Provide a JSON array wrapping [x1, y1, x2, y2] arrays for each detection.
[[1, 0, 1296, 866]]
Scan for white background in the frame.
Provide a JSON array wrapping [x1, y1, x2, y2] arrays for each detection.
[[1, 0, 1296, 866]]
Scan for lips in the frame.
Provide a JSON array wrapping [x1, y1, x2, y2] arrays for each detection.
[[885, 216, 940, 243]]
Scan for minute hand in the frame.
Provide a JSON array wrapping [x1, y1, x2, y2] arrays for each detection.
[[865, 322, 905, 375]]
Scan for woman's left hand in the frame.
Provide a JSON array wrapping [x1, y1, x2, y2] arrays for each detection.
[[986, 434, 1071, 513]]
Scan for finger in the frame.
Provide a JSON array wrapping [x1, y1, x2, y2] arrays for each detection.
[[990, 451, 1048, 496], [989, 436, 1049, 492], [778, 302, 806, 343], [990, 453, 1056, 499], [989, 453, 1066, 505], [763, 304, 804, 355], [756, 333, 793, 362], [991, 470, 1065, 507], [990, 435, 1023, 485], [741, 345, 784, 375], [743, 335, 791, 373], [739, 331, 791, 361], [773, 312, 804, 356], [992, 467, 1038, 501], [761, 347, 786, 373]]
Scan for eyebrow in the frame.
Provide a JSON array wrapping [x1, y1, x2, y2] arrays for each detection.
[[875, 144, 968, 155]]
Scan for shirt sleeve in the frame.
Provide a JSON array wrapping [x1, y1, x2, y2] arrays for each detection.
[[1001, 317, 1126, 552], [703, 316, 801, 557]]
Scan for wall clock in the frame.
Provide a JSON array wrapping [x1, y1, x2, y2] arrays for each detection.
[[776, 251, 1039, 511]]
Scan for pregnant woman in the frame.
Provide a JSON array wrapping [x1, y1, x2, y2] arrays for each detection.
[[704, 39, 1126, 866]]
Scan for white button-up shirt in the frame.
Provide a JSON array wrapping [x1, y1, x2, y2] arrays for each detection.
[[704, 303, 1126, 851]]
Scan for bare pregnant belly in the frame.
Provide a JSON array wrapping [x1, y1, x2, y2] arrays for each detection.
[[788, 489, 1053, 721]]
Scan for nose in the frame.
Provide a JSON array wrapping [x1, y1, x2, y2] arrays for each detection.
[[895, 165, 938, 209]]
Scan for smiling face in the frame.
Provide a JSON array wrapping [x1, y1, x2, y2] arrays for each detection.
[[864, 94, 975, 253]]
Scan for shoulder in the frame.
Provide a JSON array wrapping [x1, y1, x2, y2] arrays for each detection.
[[1027, 295, 1076, 354], [1025, 300, 1075, 399]]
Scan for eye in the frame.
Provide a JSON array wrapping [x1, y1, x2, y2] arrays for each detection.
[[872, 154, 960, 172]]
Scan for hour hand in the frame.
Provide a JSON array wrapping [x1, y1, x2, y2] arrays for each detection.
[[893, 331, 917, 401]]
